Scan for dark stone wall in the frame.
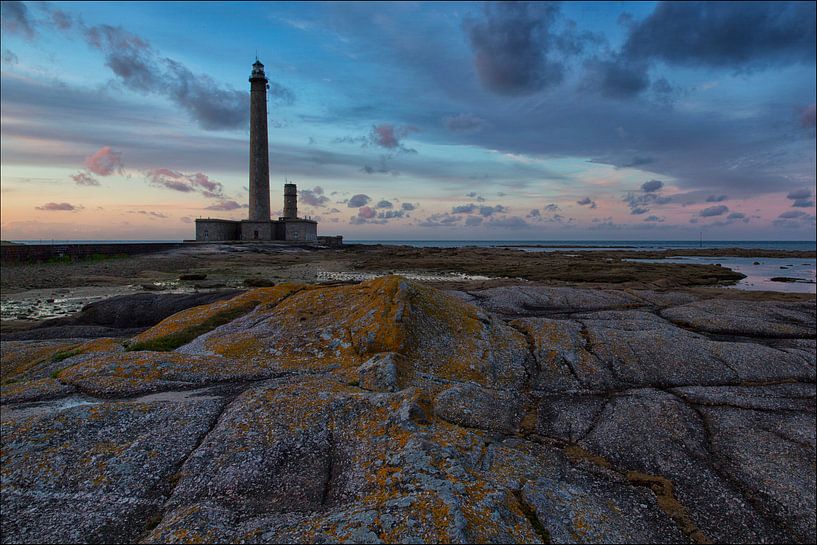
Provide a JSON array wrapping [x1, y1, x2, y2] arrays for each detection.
[[0, 243, 185, 263]]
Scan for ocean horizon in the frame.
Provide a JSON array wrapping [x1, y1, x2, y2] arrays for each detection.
[[8, 239, 817, 251]]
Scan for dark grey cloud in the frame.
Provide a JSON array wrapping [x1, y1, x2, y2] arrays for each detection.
[[1, 48, 18, 64], [479, 204, 507, 216], [577, 197, 597, 209], [616, 156, 654, 170], [630, 207, 649, 215], [786, 188, 815, 208], [527, 208, 541, 218], [641, 179, 664, 192], [375, 199, 393, 209], [417, 212, 461, 228], [463, 1, 564, 95], [699, 205, 729, 217], [773, 210, 816, 228], [452, 203, 477, 214], [487, 215, 529, 229], [71, 172, 100, 186], [299, 186, 330, 207], [706, 194, 728, 202], [347, 194, 371, 207], [401, 202, 416, 211], [36, 202, 81, 211], [623, 2, 816, 70], [0, 1, 35, 39], [27, 13, 294, 130], [644, 215, 664, 222], [583, 58, 649, 99], [465, 216, 483, 226], [787, 188, 812, 199], [542, 203, 560, 212], [726, 212, 748, 222], [205, 200, 245, 211]]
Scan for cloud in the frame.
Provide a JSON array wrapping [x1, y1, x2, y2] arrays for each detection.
[[641, 179, 664, 192], [347, 194, 371, 207], [801, 103, 816, 129], [644, 215, 664, 222], [71, 172, 100, 186], [0, 1, 35, 39], [706, 194, 728, 202], [577, 197, 597, 209], [452, 203, 477, 214], [1, 48, 18, 64], [542, 203, 560, 212], [479, 204, 507, 216], [299, 186, 330, 207], [129, 210, 168, 218], [787, 188, 815, 208], [787, 188, 812, 200], [527, 208, 541, 218], [773, 210, 816, 228], [370, 124, 418, 151], [616, 156, 654, 170], [146, 168, 224, 197], [36, 202, 81, 211], [583, 58, 650, 99], [83, 146, 124, 176], [375, 199, 393, 209], [443, 113, 485, 132], [418, 213, 461, 227], [622, 2, 816, 70], [487, 215, 529, 229], [463, 1, 564, 95], [180, 216, 193, 224], [698, 205, 729, 217], [205, 200, 245, 211], [401, 202, 416, 211], [357, 206, 376, 219], [726, 212, 748, 222], [69, 22, 293, 130], [465, 216, 484, 226], [630, 207, 649, 215]]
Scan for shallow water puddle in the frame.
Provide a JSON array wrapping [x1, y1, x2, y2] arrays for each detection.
[[627, 256, 816, 293], [316, 270, 492, 282]]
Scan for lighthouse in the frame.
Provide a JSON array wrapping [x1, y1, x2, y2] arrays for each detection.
[[194, 59, 327, 244], [248, 59, 271, 222]]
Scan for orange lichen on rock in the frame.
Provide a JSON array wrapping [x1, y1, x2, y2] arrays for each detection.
[[188, 276, 528, 389], [1, 340, 81, 383], [129, 284, 307, 351]]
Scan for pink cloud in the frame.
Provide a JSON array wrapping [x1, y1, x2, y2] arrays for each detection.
[[84, 146, 124, 176], [357, 206, 376, 219], [36, 202, 81, 211], [146, 168, 224, 197], [370, 124, 418, 149], [205, 200, 245, 211]]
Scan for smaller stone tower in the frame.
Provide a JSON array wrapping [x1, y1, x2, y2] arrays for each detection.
[[283, 183, 298, 219]]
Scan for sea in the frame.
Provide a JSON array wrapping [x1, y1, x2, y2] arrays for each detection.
[[10, 239, 816, 251]]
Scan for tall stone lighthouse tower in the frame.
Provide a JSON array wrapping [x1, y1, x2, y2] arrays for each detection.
[[248, 59, 271, 221]]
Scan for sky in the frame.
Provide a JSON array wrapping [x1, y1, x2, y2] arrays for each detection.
[[1, 1, 815, 241]]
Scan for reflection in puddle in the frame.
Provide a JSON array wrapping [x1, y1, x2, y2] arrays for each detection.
[[1, 387, 223, 420], [316, 271, 492, 282]]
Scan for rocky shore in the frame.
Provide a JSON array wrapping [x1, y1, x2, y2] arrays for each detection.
[[2, 276, 814, 543]]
